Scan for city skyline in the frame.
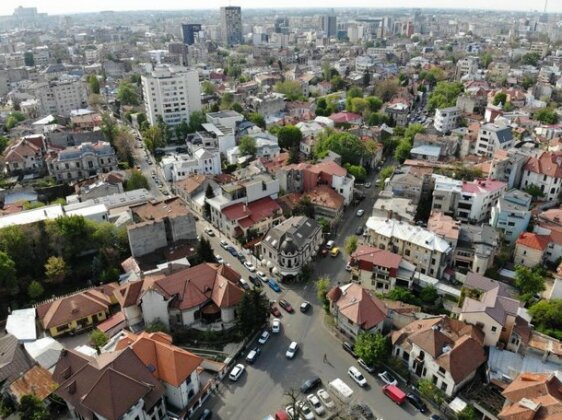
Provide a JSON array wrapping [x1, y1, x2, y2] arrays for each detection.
[[1, 0, 559, 16]]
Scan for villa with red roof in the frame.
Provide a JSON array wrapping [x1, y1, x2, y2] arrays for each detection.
[[349, 245, 416, 293], [328, 111, 362, 125], [521, 151, 562, 201], [514, 232, 551, 267], [4, 135, 46, 175], [220, 196, 283, 239]]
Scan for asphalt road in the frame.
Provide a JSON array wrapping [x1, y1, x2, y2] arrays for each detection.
[[132, 133, 169, 199], [196, 171, 430, 420]]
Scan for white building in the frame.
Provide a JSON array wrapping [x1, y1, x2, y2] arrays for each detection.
[[47, 141, 117, 182], [521, 151, 562, 202], [475, 123, 514, 158], [160, 148, 221, 182], [226, 132, 281, 164], [141, 65, 202, 127], [29, 78, 88, 116], [490, 189, 532, 244], [457, 179, 507, 223], [434, 106, 460, 134]]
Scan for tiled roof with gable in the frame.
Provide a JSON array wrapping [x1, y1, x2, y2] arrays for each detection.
[[0, 334, 34, 385], [525, 151, 562, 178], [327, 283, 387, 330], [516, 232, 551, 251], [351, 244, 402, 271]]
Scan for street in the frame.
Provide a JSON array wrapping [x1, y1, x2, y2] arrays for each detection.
[[195, 171, 429, 420]]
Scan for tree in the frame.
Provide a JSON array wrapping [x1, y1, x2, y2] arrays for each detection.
[[315, 277, 331, 311], [348, 97, 368, 114], [130, 73, 142, 85], [188, 110, 206, 133], [238, 136, 256, 156], [236, 289, 269, 335], [394, 138, 413, 163], [202, 80, 215, 95], [314, 131, 369, 166], [521, 52, 540, 66], [528, 299, 562, 339], [288, 146, 300, 164], [90, 329, 109, 349], [220, 92, 234, 110], [344, 164, 367, 183], [417, 378, 446, 405], [18, 395, 49, 420], [142, 125, 165, 152], [4, 112, 25, 130], [366, 96, 383, 112], [354, 331, 389, 367], [344, 235, 358, 255], [87, 74, 100, 94], [524, 184, 545, 199], [197, 237, 217, 263], [175, 121, 189, 142], [493, 92, 507, 106], [274, 80, 303, 100], [457, 405, 477, 420], [44, 256, 67, 284], [232, 102, 244, 113], [277, 125, 303, 150], [114, 130, 135, 166], [378, 166, 395, 188], [533, 108, 559, 124], [293, 196, 315, 218], [48, 215, 94, 262], [247, 112, 266, 129], [145, 320, 168, 333], [0, 136, 9, 154], [205, 184, 215, 199], [515, 265, 546, 303], [386, 287, 419, 305], [374, 78, 400, 102], [419, 286, 439, 305], [0, 251, 17, 294], [367, 112, 389, 126], [125, 170, 149, 191], [24, 51, 34, 66], [330, 75, 345, 91], [347, 86, 363, 100], [101, 113, 118, 143], [27, 280, 44, 300], [480, 51, 493, 69], [521, 75, 535, 90], [116, 81, 139, 105], [427, 81, 464, 112]]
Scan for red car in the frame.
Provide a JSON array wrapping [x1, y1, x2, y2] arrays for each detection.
[[270, 305, 282, 317], [279, 299, 294, 313]]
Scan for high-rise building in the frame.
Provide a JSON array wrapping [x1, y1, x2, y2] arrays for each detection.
[[141, 65, 202, 127], [274, 17, 289, 34], [220, 6, 243, 46], [181, 23, 202, 45], [321, 14, 337, 37], [30, 79, 88, 116]]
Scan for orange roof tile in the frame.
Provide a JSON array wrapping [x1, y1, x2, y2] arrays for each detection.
[[516, 232, 551, 251]]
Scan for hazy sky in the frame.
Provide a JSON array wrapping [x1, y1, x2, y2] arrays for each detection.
[[2, 0, 558, 16]]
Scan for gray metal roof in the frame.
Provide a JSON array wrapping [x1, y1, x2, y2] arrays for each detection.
[[263, 216, 320, 251]]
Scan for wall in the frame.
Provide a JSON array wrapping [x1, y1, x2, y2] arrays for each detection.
[[141, 290, 170, 329], [168, 214, 197, 242], [127, 220, 168, 257], [123, 305, 143, 327], [513, 244, 544, 267], [459, 311, 501, 347], [49, 311, 107, 337]]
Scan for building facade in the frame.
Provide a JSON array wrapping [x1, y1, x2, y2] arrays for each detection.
[[220, 6, 243, 45], [47, 141, 117, 182]]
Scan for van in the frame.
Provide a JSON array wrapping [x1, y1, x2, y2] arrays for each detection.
[[383, 384, 407, 405], [239, 278, 249, 290], [328, 378, 354, 403]]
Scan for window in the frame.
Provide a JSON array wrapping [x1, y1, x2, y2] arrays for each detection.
[[491, 326, 497, 332], [438, 366, 446, 374], [440, 382, 447, 392], [405, 249, 410, 256], [432, 375, 438, 385]]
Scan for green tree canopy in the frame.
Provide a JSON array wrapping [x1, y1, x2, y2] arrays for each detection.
[[0, 136, 9, 154], [44, 256, 67, 284], [87, 74, 101, 94], [188, 110, 206, 133], [236, 289, 269, 335], [354, 331, 389, 367], [18, 395, 49, 420], [427, 81, 464, 112], [202, 80, 215, 95], [101, 113, 118, 143], [521, 52, 540, 66], [239, 136, 257, 156], [314, 131, 369, 166], [515, 265, 546, 303], [90, 329, 109, 349], [419, 286, 439, 305], [220, 92, 234, 110], [344, 235, 358, 255], [493, 92, 507, 106], [315, 277, 331, 311], [0, 251, 17, 294], [277, 125, 303, 150], [386, 287, 419, 305], [197, 237, 216, 263], [116, 81, 139, 105], [125, 170, 149, 191], [533, 108, 559, 124], [24, 51, 34, 66], [374, 78, 400, 102], [367, 112, 389, 126], [378, 166, 395, 188], [274, 80, 304, 100], [27, 280, 44, 300], [232, 102, 244, 113], [247, 112, 266, 129], [366, 96, 383, 112]]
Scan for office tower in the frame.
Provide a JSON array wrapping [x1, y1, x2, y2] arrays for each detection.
[[181, 23, 202, 45], [220, 6, 243, 46], [141, 66, 202, 127], [274, 17, 289, 34], [321, 14, 337, 37]]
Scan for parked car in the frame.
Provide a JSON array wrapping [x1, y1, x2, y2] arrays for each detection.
[[306, 394, 325, 416], [325, 240, 335, 250], [382, 384, 406, 405], [268, 279, 281, 292], [345, 263, 352, 272], [215, 255, 224, 264], [245, 347, 261, 364], [330, 247, 340, 257], [364, 182, 372, 188], [258, 330, 270, 344], [430, 415, 444, 420], [243, 261, 256, 272], [296, 401, 314, 420], [271, 318, 281, 333], [228, 364, 245, 381], [278, 299, 294, 313], [342, 341, 357, 358], [249, 275, 261, 287], [270, 305, 281, 317], [317, 388, 335, 409], [407, 393, 428, 413], [357, 358, 376, 373], [350, 401, 375, 419], [257, 271, 268, 282], [355, 226, 364, 235], [237, 254, 246, 263], [205, 228, 215, 236], [220, 240, 229, 249], [239, 278, 249, 290], [348, 366, 368, 387], [286, 341, 299, 359], [300, 376, 321, 393], [300, 301, 311, 313], [199, 408, 212, 420], [227, 247, 239, 257], [356, 209, 365, 217], [378, 371, 398, 386]]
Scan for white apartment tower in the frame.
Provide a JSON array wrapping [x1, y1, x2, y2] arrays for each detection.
[[141, 65, 202, 127], [220, 6, 243, 46]]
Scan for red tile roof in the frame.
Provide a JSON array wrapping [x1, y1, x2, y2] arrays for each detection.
[[351, 245, 402, 270], [461, 178, 507, 194], [328, 283, 387, 330], [329, 112, 362, 124], [516, 232, 551, 251], [222, 196, 282, 228], [524, 151, 562, 178]]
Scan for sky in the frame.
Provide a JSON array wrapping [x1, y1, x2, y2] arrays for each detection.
[[2, 0, 559, 16]]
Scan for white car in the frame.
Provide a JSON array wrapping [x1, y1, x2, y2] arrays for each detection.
[[243, 261, 256, 272], [205, 228, 215, 237], [286, 341, 298, 359], [297, 401, 314, 420], [348, 366, 368, 387], [378, 371, 398, 386], [257, 271, 267, 282], [345, 263, 352, 272], [220, 240, 229, 249], [215, 255, 224, 264], [317, 388, 335, 409], [356, 209, 365, 217], [306, 394, 326, 416], [258, 330, 270, 344], [271, 318, 281, 333], [228, 363, 245, 381]]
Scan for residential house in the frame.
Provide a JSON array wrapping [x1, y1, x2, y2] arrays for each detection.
[[384, 102, 409, 127], [365, 217, 452, 278], [8, 365, 56, 405], [36, 283, 118, 337], [385, 166, 432, 205], [115, 331, 204, 412], [514, 232, 551, 267], [456, 179, 507, 224], [174, 174, 218, 215], [521, 151, 562, 201], [4, 135, 45, 175], [248, 93, 286, 118], [46, 141, 117, 182], [329, 111, 362, 126], [258, 216, 323, 280], [0, 334, 34, 388], [458, 273, 526, 347], [499, 372, 562, 420], [53, 347, 167, 420], [227, 132, 281, 164], [160, 148, 222, 182], [533, 208, 562, 264], [434, 106, 461, 134], [349, 244, 416, 293], [391, 316, 487, 396], [412, 133, 459, 161], [373, 194, 417, 223], [327, 283, 388, 340], [127, 198, 197, 258], [220, 196, 283, 240], [490, 189, 532, 244], [126, 263, 244, 331], [476, 123, 514, 158]]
